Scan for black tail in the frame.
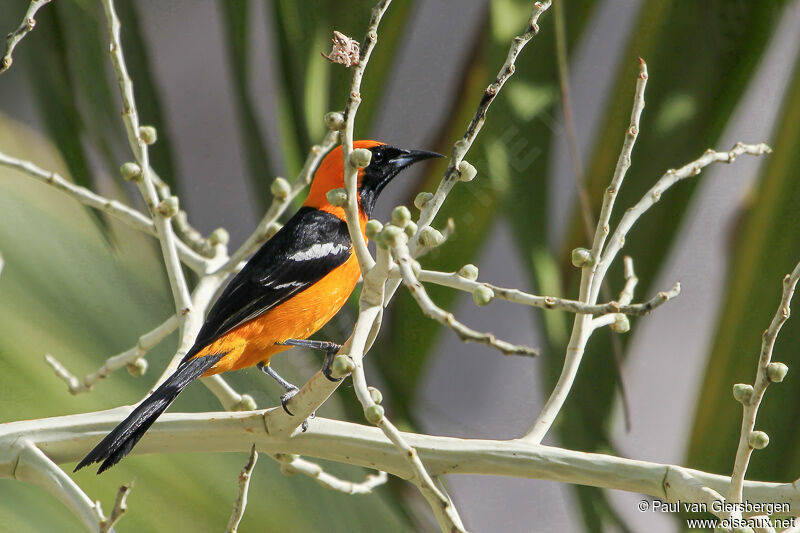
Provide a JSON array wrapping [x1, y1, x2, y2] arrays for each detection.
[[75, 353, 224, 474]]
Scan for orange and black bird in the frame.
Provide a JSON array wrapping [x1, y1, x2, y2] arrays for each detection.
[[76, 140, 440, 473]]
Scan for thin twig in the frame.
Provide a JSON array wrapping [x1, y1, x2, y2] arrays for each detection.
[[410, 0, 552, 249], [44, 315, 178, 394], [392, 241, 538, 356], [1, 0, 52, 74], [217, 130, 340, 274], [591, 142, 772, 303], [340, 0, 393, 273], [345, 247, 466, 532], [99, 483, 133, 533], [100, 0, 193, 325], [588, 58, 647, 271], [414, 268, 679, 317], [0, 151, 207, 272], [727, 261, 800, 518], [226, 444, 258, 533], [273, 454, 388, 495]]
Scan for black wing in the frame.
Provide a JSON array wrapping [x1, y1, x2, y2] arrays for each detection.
[[183, 207, 352, 361]]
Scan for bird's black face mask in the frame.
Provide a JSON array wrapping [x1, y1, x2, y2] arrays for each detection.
[[358, 145, 443, 216]]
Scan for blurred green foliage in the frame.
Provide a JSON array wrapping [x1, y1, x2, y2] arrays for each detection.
[[0, 0, 798, 531]]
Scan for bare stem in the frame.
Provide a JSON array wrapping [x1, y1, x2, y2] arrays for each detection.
[[44, 316, 178, 394], [0, 151, 207, 272], [588, 59, 648, 273], [414, 268, 679, 317], [410, 0, 552, 248], [340, 0, 393, 273], [1, 0, 52, 74], [217, 130, 340, 274], [392, 242, 538, 356], [272, 454, 388, 495], [100, 0, 193, 326], [11, 438, 106, 532], [727, 261, 800, 518], [99, 483, 133, 533], [591, 142, 773, 303], [225, 444, 258, 533]]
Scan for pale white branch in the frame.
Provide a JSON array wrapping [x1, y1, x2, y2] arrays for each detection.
[[410, 0, 552, 245], [226, 444, 258, 533], [618, 256, 638, 306], [1, 0, 52, 74], [273, 453, 388, 495], [100, 0, 193, 327], [591, 142, 772, 304], [99, 483, 132, 533], [588, 59, 648, 270], [414, 267, 679, 317], [217, 130, 340, 274], [44, 315, 178, 394], [11, 438, 106, 533], [340, 0, 393, 273], [727, 260, 800, 519], [0, 151, 207, 272], [392, 242, 538, 356], [3, 411, 799, 518]]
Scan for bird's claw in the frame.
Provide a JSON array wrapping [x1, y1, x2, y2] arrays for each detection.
[[280, 386, 299, 416], [322, 359, 343, 382]]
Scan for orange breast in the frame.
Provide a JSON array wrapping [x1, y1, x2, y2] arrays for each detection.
[[196, 252, 362, 376]]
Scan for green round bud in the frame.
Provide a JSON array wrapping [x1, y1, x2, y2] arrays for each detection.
[[414, 192, 434, 210], [209, 227, 230, 246], [766, 362, 788, 383], [271, 177, 291, 200], [324, 111, 345, 131], [349, 148, 372, 169], [157, 196, 179, 218], [331, 355, 355, 376], [365, 404, 385, 424], [457, 160, 477, 182], [419, 227, 444, 248], [404, 221, 418, 238], [120, 161, 142, 182], [368, 386, 383, 404], [233, 394, 257, 411], [610, 314, 630, 334], [472, 286, 494, 306], [748, 431, 769, 450], [732, 383, 754, 404], [325, 188, 348, 207], [378, 224, 405, 249], [571, 247, 593, 268], [391, 205, 411, 228], [365, 219, 383, 240], [139, 125, 158, 145], [126, 357, 148, 377], [458, 264, 479, 281]]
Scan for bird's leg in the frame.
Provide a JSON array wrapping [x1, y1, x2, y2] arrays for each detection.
[[278, 339, 343, 382], [257, 362, 299, 415]]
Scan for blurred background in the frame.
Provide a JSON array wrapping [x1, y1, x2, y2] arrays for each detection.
[[1, 0, 799, 531]]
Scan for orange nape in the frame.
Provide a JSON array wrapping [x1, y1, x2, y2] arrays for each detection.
[[303, 140, 385, 217], [192, 252, 362, 375]]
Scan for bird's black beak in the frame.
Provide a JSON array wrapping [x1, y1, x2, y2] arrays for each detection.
[[388, 149, 444, 171]]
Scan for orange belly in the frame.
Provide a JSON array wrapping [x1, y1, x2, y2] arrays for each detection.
[[195, 253, 361, 376]]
